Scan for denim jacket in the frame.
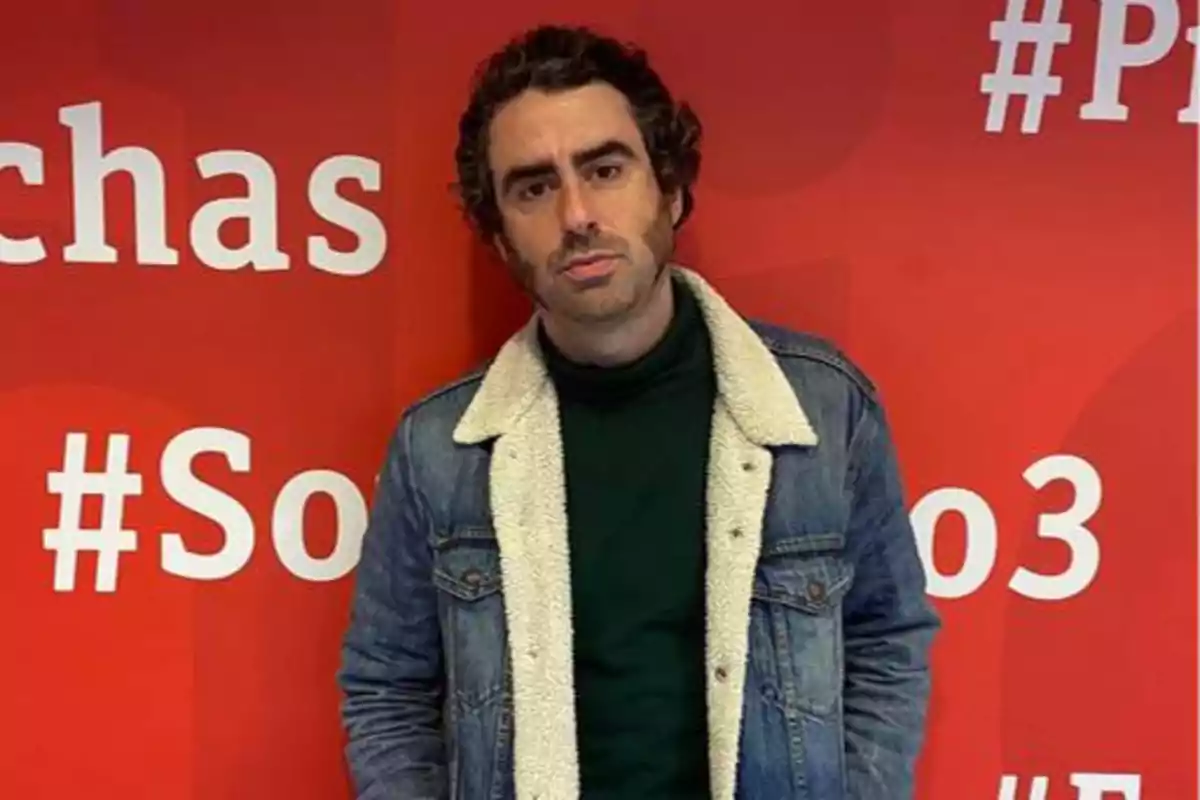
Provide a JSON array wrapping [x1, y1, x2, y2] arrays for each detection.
[[338, 266, 940, 800]]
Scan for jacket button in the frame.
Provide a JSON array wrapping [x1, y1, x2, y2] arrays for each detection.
[[731, 527, 743, 539], [741, 461, 754, 472], [715, 666, 728, 682]]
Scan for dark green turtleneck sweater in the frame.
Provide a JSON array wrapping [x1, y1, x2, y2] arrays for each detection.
[[538, 277, 716, 799]]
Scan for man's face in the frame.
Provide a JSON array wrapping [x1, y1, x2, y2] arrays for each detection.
[[486, 82, 681, 328]]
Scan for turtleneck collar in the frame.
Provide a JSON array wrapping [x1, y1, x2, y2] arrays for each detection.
[[538, 276, 711, 405]]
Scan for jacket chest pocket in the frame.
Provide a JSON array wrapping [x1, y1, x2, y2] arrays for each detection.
[[749, 535, 854, 720], [432, 526, 509, 717]]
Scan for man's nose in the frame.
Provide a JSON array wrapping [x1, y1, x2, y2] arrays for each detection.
[[556, 176, 596, 233]]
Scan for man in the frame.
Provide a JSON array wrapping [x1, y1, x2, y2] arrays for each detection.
[[338, 23, 939, 800]]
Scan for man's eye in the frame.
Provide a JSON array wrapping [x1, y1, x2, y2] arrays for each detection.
[[518, 181, 550, 201], [592, 164, 622, 181]]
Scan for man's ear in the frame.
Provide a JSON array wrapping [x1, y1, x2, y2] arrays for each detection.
[[669, 189, 684, 227], [492, 232, 510, 262]]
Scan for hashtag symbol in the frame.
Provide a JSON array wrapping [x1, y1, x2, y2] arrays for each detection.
[[998, 775, 1049, 800], [42, 432, 142, 593], [981, 0, 1073, 134]]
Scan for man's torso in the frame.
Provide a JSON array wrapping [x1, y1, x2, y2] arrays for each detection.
[[402, 310, 874, 800]]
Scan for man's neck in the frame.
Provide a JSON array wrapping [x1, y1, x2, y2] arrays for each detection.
[[541, 276, 675, 367]]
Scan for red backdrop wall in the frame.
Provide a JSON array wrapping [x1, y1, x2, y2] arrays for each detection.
[[1, 2, 1196, 798]]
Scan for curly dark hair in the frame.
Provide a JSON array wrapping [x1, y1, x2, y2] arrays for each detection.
[[453, 24, 703, 242]]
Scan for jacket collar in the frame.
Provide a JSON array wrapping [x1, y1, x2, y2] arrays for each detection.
[[452, 265, 818, 448]]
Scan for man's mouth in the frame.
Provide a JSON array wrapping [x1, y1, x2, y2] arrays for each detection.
[[561, 252, 617, 269], [560, 253, 620, 281]]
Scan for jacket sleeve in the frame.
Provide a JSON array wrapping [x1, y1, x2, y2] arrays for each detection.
[[840, 399, 941, 799], [337, 412, 448, 799]]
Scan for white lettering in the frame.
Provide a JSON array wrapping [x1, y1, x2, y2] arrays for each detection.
[[997, 775, 1049, 800], [307, 155, 386, 276], [159, 427, 255, 580], [271, 469, 367, 581], [1180, 26, 1199, 123], [6, 102, 387, 273], [911, 487, 997, 599], [0, 142, 47, 264], [59, 101, 179, 265], [1070, 773, 1141, 799], [190, 150, 289, 271], [1081, 0, 1181, 122], [1009, 454, 1102, 600]]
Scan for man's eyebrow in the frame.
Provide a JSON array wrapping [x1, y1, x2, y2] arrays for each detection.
[[498, 139, 638, 196], [572, 139, 637, 167], [499, 161, 556, 196]]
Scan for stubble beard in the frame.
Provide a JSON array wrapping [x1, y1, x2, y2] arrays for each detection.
[[504, 206, 677, 328]]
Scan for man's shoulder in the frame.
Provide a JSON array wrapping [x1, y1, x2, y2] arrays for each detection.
[[392, 362, 489, 447], [745, 318, 880, 404], [389, 319, 886, 438], [407, 364, 489, 415]]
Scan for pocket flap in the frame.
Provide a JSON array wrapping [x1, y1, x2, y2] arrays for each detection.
[[433, 526, 503, 601], [753, 549, 853, 614]]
